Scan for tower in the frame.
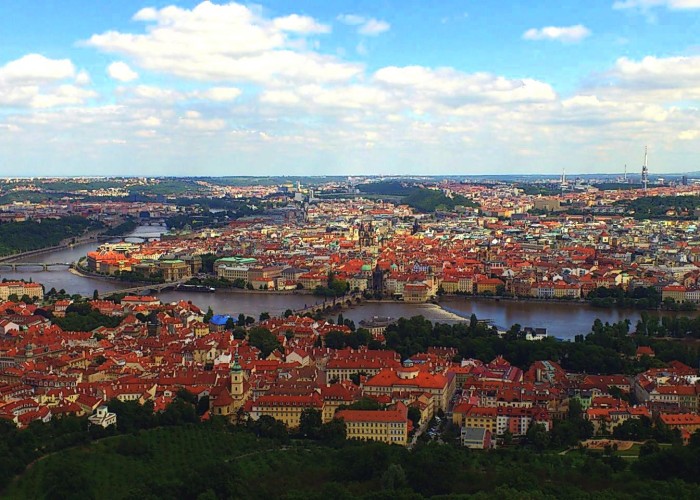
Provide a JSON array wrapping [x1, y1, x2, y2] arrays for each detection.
[[230, 351, 244, 398], [411, 217, 420, 235], [359, 221, 375, 249], [641, 146, 649, 191], [623, 164, 627, 183], [372, 262, 384, 295]]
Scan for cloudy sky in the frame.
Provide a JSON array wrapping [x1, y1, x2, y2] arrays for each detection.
[[1, 0, 699, 177]]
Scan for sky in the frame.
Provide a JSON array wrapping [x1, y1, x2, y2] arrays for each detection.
[[1, 1, 699, 177]]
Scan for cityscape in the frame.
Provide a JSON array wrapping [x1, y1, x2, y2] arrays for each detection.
[[1, 174, 699, 497], [2, 1, 700, 499]]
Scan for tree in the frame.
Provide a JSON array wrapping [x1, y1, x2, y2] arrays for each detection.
[[196, 396, 210, 416], [639, 439, 660, 457], [203, 307, 214, 323], [299, 408, 322, 438], [92, 289, 99, 300], [248, 327, 281, 358], [319, 418, 346, 444], [407, 407, 421, 429], [502, 429, 514, 446], [248, 415, 289, 443], [525, 423, 550, 451], [342, 397, 381, 411], [381, 464, 407, 491], [324, 330, 347, 349], [506, 323, 522, 340], [283, 309, 293, 318], [259, 311, 270, 322], [613, 416, 652, 441], [690, 429, 700, 449], [225, 317, 236, 330], [237, 313, 246, 326]]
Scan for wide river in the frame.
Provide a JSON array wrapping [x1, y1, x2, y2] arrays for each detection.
[[0, 225, 690, 340]]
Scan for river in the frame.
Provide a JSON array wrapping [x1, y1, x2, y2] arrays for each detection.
[[0, 225, 689, 340]]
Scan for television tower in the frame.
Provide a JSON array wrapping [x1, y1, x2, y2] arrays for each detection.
[[641, 146, 649, 191], [623, 164, 627, 182]]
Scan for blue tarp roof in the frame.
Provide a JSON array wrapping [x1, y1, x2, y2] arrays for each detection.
[[210, 314, 233, 326]]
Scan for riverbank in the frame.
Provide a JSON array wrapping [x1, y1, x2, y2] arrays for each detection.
[[0, 229, 106, 263]]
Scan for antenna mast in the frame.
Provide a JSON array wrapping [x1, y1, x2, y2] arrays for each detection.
[[641, 147, 649, 191]]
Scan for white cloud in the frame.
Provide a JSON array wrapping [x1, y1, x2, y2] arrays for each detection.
[[30, 85, 97, 109], [613, 0, 700, 11], [337, 14, 366, 25], [107, 61, 139, 82], [358, 19, 390, 36], [132, 7, 159, 21], [373, 65, 557, 103], [0, 54, 96, 109], [678, 130, 700, 140], [75, 70, 92, 85], [195, 87, 242, 101], [179, 110, 226, 131], [259, 90, 301, 105], [139, 116, 162, 127], [273, 14, 330, 34], [0, 54, 75, 83], [523, 25, 591, 43], [117, 84, 242, 105], [86, 1, 359, 85], [337, 14, 390, 36], [122, 85, 184, 103], [606, 55, 700, 97]]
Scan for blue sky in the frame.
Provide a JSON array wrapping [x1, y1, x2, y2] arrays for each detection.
[[1, 0, 699, 176]]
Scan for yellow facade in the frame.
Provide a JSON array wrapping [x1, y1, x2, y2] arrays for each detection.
[[441, 280, 459, 294], [463, 414, 497, 433], [251, 396, 324, 429], [344, 419, 408, 446], [0, 282, 44, 301]]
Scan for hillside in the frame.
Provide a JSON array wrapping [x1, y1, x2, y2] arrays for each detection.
[[6, 423, 700, 499]]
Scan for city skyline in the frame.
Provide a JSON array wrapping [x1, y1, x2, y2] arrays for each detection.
[[1, 1, 700, 176]]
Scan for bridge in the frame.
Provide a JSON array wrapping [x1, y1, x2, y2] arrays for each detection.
[[0, 262, 73, 271], [138, 218, 167, 226], [96, 235, 160, 243], [97, 279, 188, 299], [290, 292, 364, 317]]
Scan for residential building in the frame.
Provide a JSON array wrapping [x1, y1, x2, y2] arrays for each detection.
[[336, 401, 409, 446]]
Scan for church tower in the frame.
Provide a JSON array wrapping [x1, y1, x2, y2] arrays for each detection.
[[230, 352, 244, 398], [359, 221, 375, 249], [372, 262, 384, 295]]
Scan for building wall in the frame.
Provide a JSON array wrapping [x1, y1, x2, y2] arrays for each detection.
[[344, 420, 408, 445]]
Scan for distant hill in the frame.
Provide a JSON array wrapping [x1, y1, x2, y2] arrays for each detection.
[[357, 181, 478, 212]]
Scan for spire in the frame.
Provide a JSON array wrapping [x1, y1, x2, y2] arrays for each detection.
[[231, 347, 242, 373]]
